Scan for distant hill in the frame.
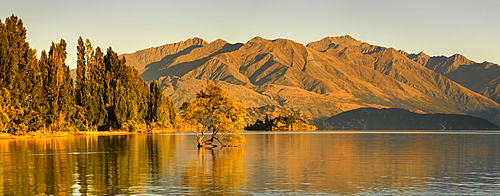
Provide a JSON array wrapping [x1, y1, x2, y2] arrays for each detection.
[[120, 36, 500, 126], [325, 108, 499, 130]]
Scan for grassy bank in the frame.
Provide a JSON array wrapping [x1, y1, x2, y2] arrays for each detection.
[[0, 130, 149, 139]]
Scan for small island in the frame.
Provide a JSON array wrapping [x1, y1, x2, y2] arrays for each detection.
[[246, 115, 317, 131]]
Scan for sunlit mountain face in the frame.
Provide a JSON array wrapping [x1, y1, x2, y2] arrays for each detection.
[[120, 36, 500, 127]]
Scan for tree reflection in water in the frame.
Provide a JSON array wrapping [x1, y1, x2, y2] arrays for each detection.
[[182, 147, 246, 195], [1, 133, 499, 195], [0, 135, 180, 195]]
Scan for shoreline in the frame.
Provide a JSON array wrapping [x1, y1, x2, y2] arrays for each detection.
[[4, 129, 498, 140], [0, 131, 141, 140]]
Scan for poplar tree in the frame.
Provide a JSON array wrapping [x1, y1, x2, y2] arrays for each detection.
[[75, 38, 106, 130], [147, 80, 176, 130], [76, 37, 86, 106], [39, 39, 76, 131], [2, 15, 179, 133], [103, 47, 149, 130], [87, 46, 107, 129], [0, 15, 29, 90]]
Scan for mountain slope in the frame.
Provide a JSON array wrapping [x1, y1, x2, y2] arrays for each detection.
[[120, 36, 500, 126], [121, 37, 208, 75], [307, 36, 500, 124], [406, 52, 500, 103]]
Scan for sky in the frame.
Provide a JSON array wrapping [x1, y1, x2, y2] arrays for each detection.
[[1, 0, 499, 68]]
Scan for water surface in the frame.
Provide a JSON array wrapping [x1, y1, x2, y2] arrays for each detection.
[[1, 131, 499, 195]]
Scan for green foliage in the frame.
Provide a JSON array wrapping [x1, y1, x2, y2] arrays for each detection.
[[0, 88, 12, 133], [0, 15, 178, 134], [246, 114, 317, 131], [37, 39, 77, 132], [147, 80, 176, 130], [0, 15, 44, 133], [75, 37, 86, 106], [0, 15, 30, 90], [73, 38, 178, 132], [121, 120, 147, 132], [101, 47, 150, 130], [77, 44, 107, 129], [180, 84, 247, 146]]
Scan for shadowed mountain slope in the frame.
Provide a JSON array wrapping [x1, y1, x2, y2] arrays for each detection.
[[121, 36, 500, 126], [121, 37, 208, 75]]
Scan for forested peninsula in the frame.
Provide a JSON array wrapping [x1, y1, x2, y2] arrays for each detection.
[[1, 15, 177, 135]]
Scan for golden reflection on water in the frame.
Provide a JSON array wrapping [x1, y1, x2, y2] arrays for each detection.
[[183, 147, 246, 194], [0, 133, 499, 195], [243, 133, 500, 194], [0, 135, 180, 195]]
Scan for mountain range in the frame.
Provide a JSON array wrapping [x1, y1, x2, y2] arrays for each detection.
[[119, 35, 500, 127]]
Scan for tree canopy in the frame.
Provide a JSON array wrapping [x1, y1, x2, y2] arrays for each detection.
[[246, 115, 317, 131], [0, 15, 176, 134], [180, 84, 247, 147]]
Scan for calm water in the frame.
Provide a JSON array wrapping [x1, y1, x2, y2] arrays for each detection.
[[1, 131, 500, 195]]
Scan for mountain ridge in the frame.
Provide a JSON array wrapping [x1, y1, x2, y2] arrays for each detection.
[[119, 36, 500, 126], [406, 52, 500, 103]]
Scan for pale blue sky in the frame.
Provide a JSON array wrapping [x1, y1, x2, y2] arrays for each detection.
[[1, 0, 499, 68]]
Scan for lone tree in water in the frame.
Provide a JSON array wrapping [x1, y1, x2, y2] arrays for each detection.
[[180, 84, 247, 147]]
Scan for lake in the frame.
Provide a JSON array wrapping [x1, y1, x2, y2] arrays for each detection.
[[1, 131, 500, 195]]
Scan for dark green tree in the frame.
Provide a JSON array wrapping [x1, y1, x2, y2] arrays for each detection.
[[87, 45, 107, 129], [1, 15, 177, 134], [76, 37, 86, 106], [0, 15, 40, 134], [103, 47, 149, 131], [75, 38, 107, 130], [147, 80, 176, 131], [39, 39, 76, 131], [246, 115, 317, 131], [0, 88, 13, 133]]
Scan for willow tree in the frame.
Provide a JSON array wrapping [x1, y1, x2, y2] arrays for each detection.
[[180, 84, 247, 147]]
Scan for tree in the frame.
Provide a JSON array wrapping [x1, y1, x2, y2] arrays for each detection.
[[75, 38, 107, 130], [76, 39, 162, 132], [103, 47, 149, 131], [87, 45, 107, 129], [75, 37, 86, 106], [246, 114, 317, 131], [0, 88, 13, 133], [1, 15, 174, 134], [0, 15, 44, 134], [38, 39, 76, 132], [147, 80, 176, 132], [180, 84, 247, 147]]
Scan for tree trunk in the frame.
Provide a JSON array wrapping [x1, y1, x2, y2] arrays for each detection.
[[196, 133, 220, 148]]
